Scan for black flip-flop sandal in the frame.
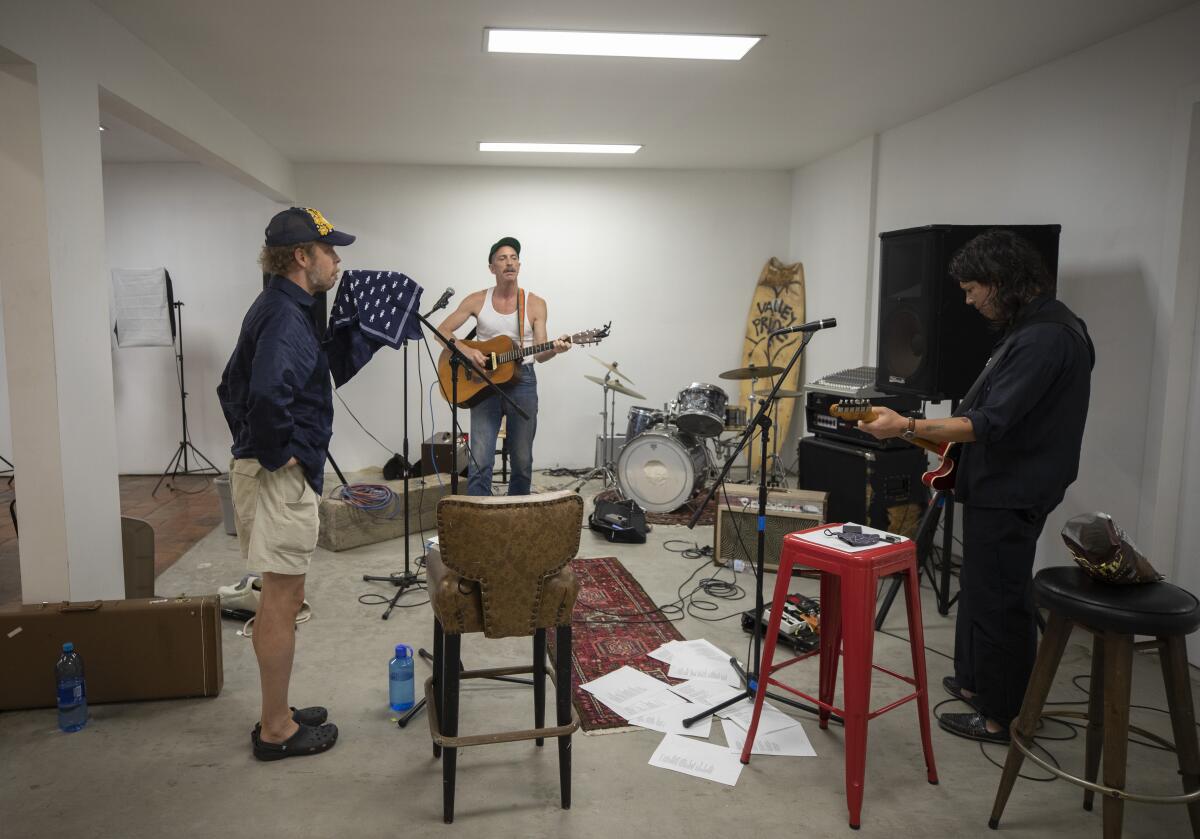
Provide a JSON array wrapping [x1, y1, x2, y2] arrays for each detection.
[[252, 722, 339, 761]]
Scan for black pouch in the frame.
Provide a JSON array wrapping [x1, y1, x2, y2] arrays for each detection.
[[589, 498, 648, 544]]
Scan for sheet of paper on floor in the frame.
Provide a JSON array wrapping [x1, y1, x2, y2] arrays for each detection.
[[722, 717, 817, 757], [669, 679, 753, 717], [725, 702, 799, 735], [648, 640, 683, 664], [628, 702, 713, 738], [666, 641, 742, 683], [649, 733, 745, 786], [579, 665, 681, 720]]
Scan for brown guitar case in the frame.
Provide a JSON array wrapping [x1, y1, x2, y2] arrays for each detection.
[[0, 596, 223, 710]]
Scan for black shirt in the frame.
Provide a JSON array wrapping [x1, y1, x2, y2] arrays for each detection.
[[217, 276, 333, 493], [957, 298, 1094, 512]]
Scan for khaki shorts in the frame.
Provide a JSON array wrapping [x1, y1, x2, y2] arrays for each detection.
[[229, 458, 319, 575]]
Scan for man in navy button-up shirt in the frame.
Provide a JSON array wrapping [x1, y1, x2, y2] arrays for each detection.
[[218, 206, 354, 761]]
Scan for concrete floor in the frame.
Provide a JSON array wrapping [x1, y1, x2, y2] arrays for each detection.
[[1, 474, 1196, 838]]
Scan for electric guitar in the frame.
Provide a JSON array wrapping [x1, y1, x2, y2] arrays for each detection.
[[437, 323, 611, 408], [829, 400, 958, 490]]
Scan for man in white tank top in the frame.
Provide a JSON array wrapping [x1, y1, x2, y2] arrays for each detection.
[[436, 237, 570, 495]]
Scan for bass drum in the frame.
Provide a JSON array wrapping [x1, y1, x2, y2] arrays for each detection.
[[616, 429, 709, 513]]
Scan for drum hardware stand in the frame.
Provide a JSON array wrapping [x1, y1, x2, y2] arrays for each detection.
[[154, 299, 220, 496], [681, 330, 840, 729], [573, 371, 620, 489], [389, 310, 532, 728]]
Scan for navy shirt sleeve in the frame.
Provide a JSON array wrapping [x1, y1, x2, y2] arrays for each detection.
[[246, 307, 318, 469]]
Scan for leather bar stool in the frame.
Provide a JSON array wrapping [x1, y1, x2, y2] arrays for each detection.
[[990, 566, 1200, 838]]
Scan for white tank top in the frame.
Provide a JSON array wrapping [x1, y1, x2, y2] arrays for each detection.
[[476, 287, 534, 352]]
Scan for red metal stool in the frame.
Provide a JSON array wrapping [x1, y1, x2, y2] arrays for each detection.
[[739, 524, 939, 829]]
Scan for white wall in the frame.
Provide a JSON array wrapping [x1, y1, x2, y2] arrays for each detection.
[[103, 164, 284, 473], [100, 163, 792, 474], [788, 3, 1200, 571]]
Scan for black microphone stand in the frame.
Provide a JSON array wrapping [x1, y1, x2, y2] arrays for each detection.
[[392, 309, 531, 727], [681, 329, 841, 729], [361, 298, 455, 618]]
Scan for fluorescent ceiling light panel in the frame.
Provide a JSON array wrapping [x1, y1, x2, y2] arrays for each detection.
[[485, 28, 760, 61], [479, 142, 641, 154]]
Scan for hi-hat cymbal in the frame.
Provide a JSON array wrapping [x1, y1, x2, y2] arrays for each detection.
[[590, 355, 635, 384], [718, 364, 784, 381], [752, 388, 806, 399], [584, 374, 645, 400]]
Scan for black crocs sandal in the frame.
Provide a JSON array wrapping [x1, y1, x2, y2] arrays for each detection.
[[252, 722, 339, 761], [250, 707, 330, 744], [291, 706, 328, 726]]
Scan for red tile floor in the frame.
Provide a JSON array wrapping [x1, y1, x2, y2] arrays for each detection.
[[0, 474, 220, 607]]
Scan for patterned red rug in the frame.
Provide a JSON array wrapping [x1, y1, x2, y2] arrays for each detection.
[[552, 556, 686, 733]]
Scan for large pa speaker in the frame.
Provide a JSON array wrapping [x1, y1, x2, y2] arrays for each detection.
[[796, 436, 928, 538], [875, 224, 1060, 401]]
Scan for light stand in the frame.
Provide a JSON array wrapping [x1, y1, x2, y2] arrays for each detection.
[[392, 310, 531, 728], [681, 330, 840, 728], [154, 299, 220, 496]]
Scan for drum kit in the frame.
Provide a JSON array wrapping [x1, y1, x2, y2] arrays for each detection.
[[581, 356, 801, 513]]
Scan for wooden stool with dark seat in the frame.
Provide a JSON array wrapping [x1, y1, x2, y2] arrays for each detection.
[[989, 566, 1200, 838], [424, 490, 583, 823]]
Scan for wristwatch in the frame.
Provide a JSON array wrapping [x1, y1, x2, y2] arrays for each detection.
[[901, 417, 917, 441]]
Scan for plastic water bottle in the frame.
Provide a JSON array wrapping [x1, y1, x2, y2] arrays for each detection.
[[56, 642, 88, 732], [389, 643, 415, 712]]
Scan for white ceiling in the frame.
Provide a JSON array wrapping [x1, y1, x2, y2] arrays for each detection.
[[93, 0, 1190, 170]]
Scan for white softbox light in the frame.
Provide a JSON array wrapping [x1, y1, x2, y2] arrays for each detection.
[[111, 267, 174, 348]]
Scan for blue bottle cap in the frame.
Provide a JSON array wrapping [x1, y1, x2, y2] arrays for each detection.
[[63, 642, 74, 652], [394, 643, 412, 659]]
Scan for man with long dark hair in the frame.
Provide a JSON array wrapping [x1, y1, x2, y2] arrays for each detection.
[[859, 229, 1094, 743]]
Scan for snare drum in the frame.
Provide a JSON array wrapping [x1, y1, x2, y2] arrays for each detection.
[[724, 405, 748, 429], [616, 429, 709, 513], [625, 406, 664, 440], [675, 383, 728, 438]]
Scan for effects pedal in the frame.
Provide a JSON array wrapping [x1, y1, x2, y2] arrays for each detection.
[[741, 592, 820, 652]]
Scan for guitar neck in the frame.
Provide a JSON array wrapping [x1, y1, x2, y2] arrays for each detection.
[[495, 336, 570, 364], [843, 407, 945, 455]]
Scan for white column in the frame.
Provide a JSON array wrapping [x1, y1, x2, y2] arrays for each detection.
[[0, 60, 123, 602]]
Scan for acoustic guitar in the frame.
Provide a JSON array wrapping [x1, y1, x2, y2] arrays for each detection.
[[437, 324, 610, 408], [829, 399, 958, 490]]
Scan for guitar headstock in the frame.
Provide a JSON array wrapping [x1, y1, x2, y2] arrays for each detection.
[[570, 322, 611, 346], [829, 398, 876, 421]]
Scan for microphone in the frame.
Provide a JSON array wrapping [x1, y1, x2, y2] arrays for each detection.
[[428, 287, 455, 314], [768, 317, 837, 339]]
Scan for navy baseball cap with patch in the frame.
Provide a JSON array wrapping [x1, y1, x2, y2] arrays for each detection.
[[265, 207, 356, 247], [488, 236, 521, 262]]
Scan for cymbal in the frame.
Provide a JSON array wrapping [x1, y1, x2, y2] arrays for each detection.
[[718, 364, 784, 381], [590, 354, 635, 384], [752, 388, 806, 399], [584, 374, 645, 400]]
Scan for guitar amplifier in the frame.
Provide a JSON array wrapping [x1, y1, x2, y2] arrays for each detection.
[[713, 487, 826, 572], [421, 432, 469, 476]]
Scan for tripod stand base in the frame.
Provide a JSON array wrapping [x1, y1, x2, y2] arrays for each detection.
[[154, 441, 221, 496]]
